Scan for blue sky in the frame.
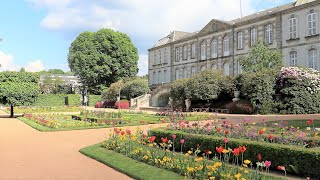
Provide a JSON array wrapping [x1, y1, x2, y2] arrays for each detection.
[[0, 0, 294, 75]]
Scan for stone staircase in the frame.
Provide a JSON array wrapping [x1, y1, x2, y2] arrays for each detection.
[[130, 94, 151, 110]]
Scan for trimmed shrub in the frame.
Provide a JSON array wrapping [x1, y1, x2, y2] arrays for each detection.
[[149, 129, 320, 178], [103, 100, 116, 108], [95, 101, 102, 108], [237, 70, 277, 114], [227, 100, 254, 114], [115, 100, 130, 109]]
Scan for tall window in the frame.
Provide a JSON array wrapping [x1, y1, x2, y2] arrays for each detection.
[[158, 71, 161, 83], [158, 50, 161, 64], [237, 31, 244, 49], [200, 41, 206, 60], [153, 52, 156, 65], [183, 45, 188, 60], [309, 49, 317, 69], [163, 70, 167, 83], [164, 48, 167, 63], [223, 36, 230, 56], [211, 39, 218, 58], [289, 51, 297, 66], [237, 61, 242, 75], [265, 24, 273, 44], [183, 68, 188, 78], [153, 72, 156, 84], [289, 17, 297, 39], [191, 43, 196, 59], [223, 63, 230, 75], [250, 28, 257, 46], [175, 48, 179, 62], [211, 64, 217, 70], [308, 12, 317, 36], [175, 69, 179, 80], [191, 66, 196, 76], [200, 65, 206, 71]]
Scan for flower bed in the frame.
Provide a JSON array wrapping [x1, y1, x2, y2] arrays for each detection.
[[102, 128, 284, 180], [149, 128, 320, 178]]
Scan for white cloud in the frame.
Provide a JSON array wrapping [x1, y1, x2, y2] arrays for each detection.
[[138, 54, 148, 76], [25, 60, 45, 72], [26, 0, 294, 75], [0, 51, 19, 71]]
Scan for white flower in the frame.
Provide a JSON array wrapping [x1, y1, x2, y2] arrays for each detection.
[[315, 128, 320, 132], [307, 127, 311, 131]]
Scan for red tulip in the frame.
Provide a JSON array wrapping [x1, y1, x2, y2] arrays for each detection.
[[233, 148, 240, 156], [161, 137, 168, 143], [216, 146, 224, 154], [142, 134, 147, 138], [307, 120, 312, 125], [120, 131, 125, 136], [268, 134, 273, 140], [225, 130, 229, 135], [217, 127, 221, 133], [277, 166, 285, 171], [239, 146, 246, 153], [258, 129, 264, 135], [126, 129, 131, 135], [149, 136, 156, 142]]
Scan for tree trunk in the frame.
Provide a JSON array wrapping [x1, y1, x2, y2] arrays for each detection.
[[10, 105, 14, 118]]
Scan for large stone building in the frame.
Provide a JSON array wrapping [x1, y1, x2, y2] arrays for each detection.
[[148, 0, 319, 87]]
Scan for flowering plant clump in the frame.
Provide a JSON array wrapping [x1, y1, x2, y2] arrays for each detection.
[[102, 128, 276, 180], [278, 67, 320, 94], [167, 118, 320, 148]]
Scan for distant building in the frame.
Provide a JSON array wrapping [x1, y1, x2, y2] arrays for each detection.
[[148, 0, 319, 87], [39, 74, 81, 93]]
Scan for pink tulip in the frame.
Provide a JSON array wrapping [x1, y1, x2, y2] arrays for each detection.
[[264, 160, 271, 168], [223, 138, 228, 144], [172, 134, 177, 139], [180, 139, 185, 144]]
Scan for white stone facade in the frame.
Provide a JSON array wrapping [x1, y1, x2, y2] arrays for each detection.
[[148, 0, 320, 87]]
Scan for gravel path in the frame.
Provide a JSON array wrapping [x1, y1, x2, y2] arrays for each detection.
[[0, 110, 166, 180]]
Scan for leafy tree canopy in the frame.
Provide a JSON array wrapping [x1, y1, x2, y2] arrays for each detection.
[[68, 28, 139, 94], [0, 72, 39, 117], [240, 41, 282, 73]]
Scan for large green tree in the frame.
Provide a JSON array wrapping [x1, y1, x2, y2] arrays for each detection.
[[0, 72, 39, 117], [240, 41, 282, 73], [68, 28, 139, 94]]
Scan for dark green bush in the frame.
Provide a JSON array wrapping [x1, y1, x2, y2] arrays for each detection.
[[278, 77, 320, 114], [237, 70, 277, 114], [149, 129, 320, 178], [121, 78, 149, 99]]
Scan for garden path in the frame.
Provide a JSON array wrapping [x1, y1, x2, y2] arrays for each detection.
[[0, 110, 167, 180]]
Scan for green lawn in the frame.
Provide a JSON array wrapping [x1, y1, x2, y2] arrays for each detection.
[[80, 144, 186, 180]]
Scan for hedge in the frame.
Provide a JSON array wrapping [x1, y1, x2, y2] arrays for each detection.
[[149, 129, 320, 178], [32, 94, 101, 107]]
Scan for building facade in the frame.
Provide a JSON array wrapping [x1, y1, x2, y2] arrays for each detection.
[[148, 0, 319, 87]]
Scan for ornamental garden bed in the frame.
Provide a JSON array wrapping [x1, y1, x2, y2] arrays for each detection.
[[148, 118, 320, 178], [82, 128, 285, 180], [19, 111, 212, 131], [4, 106, 83, 114]]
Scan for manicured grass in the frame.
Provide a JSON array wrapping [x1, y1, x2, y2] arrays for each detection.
[[80, 144, 185, 180], [263, 119, 320, 130]]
